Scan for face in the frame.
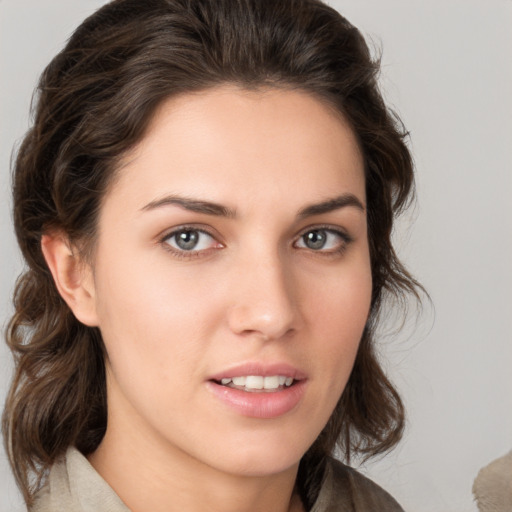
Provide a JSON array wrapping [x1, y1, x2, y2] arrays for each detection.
[[87, 86, 371, 477]]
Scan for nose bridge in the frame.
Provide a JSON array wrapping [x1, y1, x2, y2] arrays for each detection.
[[227, 244, 297, 340]]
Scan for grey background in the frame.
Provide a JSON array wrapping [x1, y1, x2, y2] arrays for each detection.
[[1, 1, 511, 511]]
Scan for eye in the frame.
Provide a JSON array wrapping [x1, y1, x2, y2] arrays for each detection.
[[295, 228, 350, 252], [163, 228, 219, 253]]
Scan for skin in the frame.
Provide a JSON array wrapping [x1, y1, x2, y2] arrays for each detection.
[[42, 86, 372, 512]]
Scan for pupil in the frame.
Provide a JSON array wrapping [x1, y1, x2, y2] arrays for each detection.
[[305, 230, 326, 250], [176, 230, 199, 250]]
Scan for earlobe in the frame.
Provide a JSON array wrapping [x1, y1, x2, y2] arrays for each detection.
[[41, 233, 99, 327]]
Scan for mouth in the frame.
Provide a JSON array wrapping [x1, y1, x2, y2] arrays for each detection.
[[206, 368, 307, 418], [212, 375, 297, 393]]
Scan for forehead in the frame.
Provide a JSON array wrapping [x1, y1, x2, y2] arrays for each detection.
[[108, 85, 365, 215]]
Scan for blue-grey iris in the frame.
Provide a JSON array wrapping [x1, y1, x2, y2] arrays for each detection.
[[175, 230, 199, 250], [303, 230, 326, 250]]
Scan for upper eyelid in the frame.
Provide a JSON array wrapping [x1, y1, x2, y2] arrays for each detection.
[[159, 226, 222, 259], [157, 223, 352, 247], [295, 224, 352, 240], [159, 224, 220, 242], [292, 226, 354, 255]]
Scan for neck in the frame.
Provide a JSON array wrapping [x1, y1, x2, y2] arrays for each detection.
[[88, 424, 303, 512]]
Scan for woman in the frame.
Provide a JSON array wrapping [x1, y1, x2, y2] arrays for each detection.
[[3, 0, 420, 511]]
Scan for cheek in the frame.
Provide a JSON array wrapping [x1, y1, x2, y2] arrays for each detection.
[[307, 261, 372, 329], [303, 259, 372, 372], [91, 246, 209, 372], [91, 252, 218, 429], [292, 259, 371, 439]]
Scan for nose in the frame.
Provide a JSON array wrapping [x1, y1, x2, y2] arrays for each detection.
[[227, 252, 298, 341]]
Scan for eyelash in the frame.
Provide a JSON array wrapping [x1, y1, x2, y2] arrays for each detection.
[[159, 224, 353, 260], [294, 225, 353, 256], [160, 225, 221, 260]]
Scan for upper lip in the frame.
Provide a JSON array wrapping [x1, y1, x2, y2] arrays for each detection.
[[208, 362, 307, 382]]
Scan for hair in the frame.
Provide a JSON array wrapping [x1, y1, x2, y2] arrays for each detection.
[[3, 0, 421, 507]]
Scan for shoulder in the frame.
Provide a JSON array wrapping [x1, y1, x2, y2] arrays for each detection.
[[311, 457, 405, 512], [30, 452, 73, 512], [30, 447, 129, 512]]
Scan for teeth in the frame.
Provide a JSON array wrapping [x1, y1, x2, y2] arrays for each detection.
[[245, 375, 264, 389], [232, 376, 245, 386], [264, 376, 279, 390], [219, 375, 294, 391]]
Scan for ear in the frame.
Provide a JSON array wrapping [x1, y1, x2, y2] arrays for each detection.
[[41, 232, 99, 327]]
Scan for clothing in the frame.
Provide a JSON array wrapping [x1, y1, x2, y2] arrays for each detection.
[[31, 447, 404, 512], [310, 457, 404, 512]]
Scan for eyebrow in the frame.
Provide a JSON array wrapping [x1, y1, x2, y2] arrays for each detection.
[[141, 195, 237, 218], [298, 194, 365, 218], [141, 193, 365, 218]]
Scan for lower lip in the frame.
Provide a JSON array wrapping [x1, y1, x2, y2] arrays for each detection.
[[206, 380, 307, 419]]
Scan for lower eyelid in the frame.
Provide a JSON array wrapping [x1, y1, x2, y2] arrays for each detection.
[[159, 225, 352, 258], [295, 228, 352, 248], [161, 227, 220, 251]]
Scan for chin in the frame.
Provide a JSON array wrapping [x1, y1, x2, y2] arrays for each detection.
[[202, 433, 311, 478]]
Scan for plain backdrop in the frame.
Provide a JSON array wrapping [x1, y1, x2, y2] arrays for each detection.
[[1, 1, 511, 511]]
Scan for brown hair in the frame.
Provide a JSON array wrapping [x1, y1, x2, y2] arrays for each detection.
[[3, 0, 420, 507]]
